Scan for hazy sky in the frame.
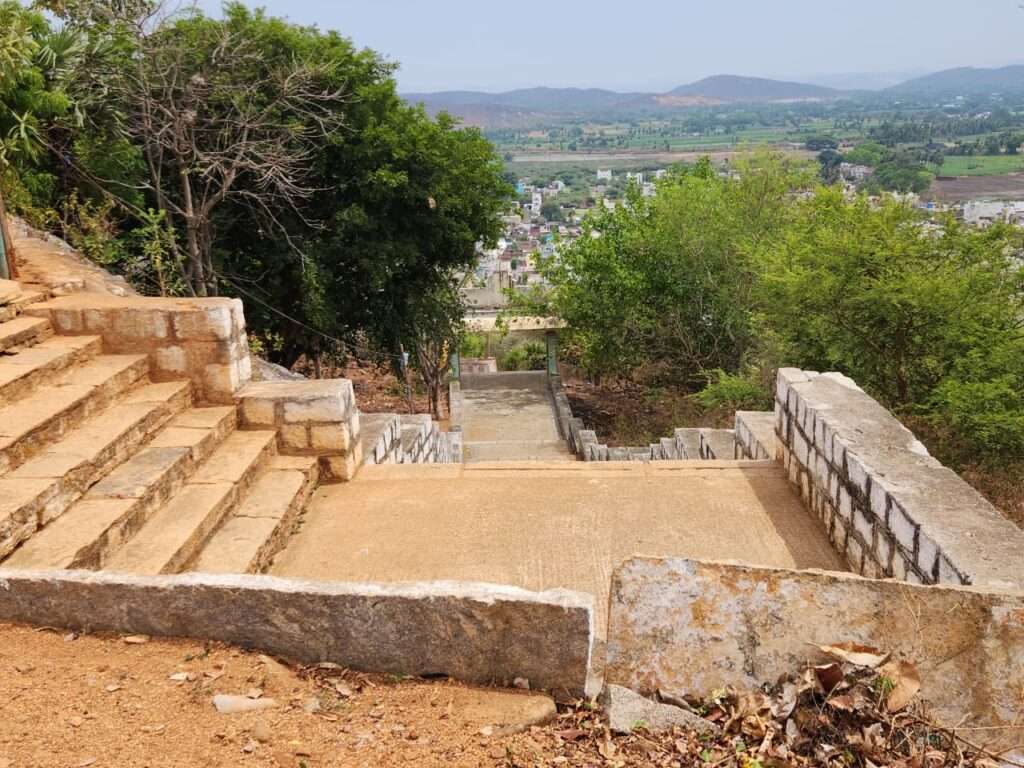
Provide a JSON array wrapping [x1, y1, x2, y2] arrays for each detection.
[[195, 0, 1023, 93]]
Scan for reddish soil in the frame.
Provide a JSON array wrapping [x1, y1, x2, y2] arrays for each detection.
[[0, 623, 697, 767]]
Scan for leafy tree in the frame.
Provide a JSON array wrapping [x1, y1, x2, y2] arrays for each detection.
[[520, 153, 811, 385], [761, 189, 1024, 414], [843, 141, 886, 167]]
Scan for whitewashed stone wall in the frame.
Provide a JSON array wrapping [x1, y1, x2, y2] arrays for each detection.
[[776, 368, 1024, 590]]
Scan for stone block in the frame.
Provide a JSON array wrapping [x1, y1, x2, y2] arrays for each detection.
[[240, 397, 277, 427], [204, 363, 241, 403], [154, 345, 188, 375], [172, 306, 234, 341], [0, 570, 594, 695], [606, 558, 1024, 743], [279, 424, 309, 450], [603, 685, 718, 735], [310, 424, 349, 453]]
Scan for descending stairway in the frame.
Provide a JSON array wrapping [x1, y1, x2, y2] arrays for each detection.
[[0, 294, 319, 576]]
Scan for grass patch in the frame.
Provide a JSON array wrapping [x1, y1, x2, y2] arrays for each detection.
[[935, 154, 1024, 176]]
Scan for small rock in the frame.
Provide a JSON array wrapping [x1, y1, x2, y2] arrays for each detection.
[[105, 684, 121, 693], [242, 739, 257, 754], [251, 721, 272, 744], [334, 682, 354, 698], [603, 685, 719, 736], [168, 672, 194, 683], [245, 688, 263, 700], [140, 725, 166, 735], [13, 662, 34, 674], [302, 697, 321, 714], [212, 695, 279, 714], [513, 677, 530, 690], [68, 716, 84, 728], [478, 726, 494, 737], [122, 635, 149, 645]]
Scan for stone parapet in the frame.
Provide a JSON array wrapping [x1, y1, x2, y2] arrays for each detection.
[[25, 294, 250, 404], [236, 380, 361, 480], [606, 557, 1024, 743], [0, 568, 594, 696], [775, 368, 1024, 590]]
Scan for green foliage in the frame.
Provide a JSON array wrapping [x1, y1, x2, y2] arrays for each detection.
[[524, 152, 812, 385], [459, 332, 488, 358], [694, 369, 773, 411], [843, 141, 887, 167], [500, 341, 547, 371]]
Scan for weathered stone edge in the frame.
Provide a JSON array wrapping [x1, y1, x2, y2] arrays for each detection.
[[0, 568, 594, 695]]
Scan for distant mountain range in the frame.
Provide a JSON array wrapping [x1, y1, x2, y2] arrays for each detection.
[[885, 65, 1024, 96], [404, 66, 1024, 128]]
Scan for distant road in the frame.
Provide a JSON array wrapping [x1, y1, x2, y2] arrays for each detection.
[[508, 147, 815, 164]]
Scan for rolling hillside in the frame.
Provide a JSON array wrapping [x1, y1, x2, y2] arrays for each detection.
[[887, 65, 1024, 96]]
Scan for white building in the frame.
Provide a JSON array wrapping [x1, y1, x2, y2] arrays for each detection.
[[531, 191, 543, 211], [626, 172, 644, 185], [596, 169, 613, 182]]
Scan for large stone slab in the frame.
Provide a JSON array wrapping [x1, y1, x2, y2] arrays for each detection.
[[0, 569, 594, 695], [606, 557, 1024, 733]]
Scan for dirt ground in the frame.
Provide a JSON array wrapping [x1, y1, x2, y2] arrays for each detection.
[[562, 379, 732, 448], [0, 622, 697, 768], [929, 173, 1024, 202]]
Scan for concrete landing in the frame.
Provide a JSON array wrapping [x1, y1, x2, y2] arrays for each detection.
[[460, 372, 573, 462], [271, 460, 848, 634]]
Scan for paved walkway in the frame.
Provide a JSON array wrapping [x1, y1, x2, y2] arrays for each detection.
[[271, 461, 848, 635], [459, 372, 574, 462]]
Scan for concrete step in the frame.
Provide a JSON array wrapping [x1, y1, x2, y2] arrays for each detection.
[[0, 335, 102, 404], [2, 406, 237, 571], [189, 455, 320, 575], [100, 428, 276, 576], [464, 440, 575, 463], [0, 355, 149, 474], [0, 316, 52, 353], [360, 413, 402, 465]]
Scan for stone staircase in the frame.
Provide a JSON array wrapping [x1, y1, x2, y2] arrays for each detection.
[[0, 287, 320, 577]]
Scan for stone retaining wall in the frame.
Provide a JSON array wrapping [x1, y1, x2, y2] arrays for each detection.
[[776, 369, 1024, 590], [0, 569, 593, 695], [25, 294, 251, 404], [605, 557, 1024, 743]]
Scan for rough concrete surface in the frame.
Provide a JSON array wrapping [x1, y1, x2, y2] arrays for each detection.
[[605, 557, 1024, 733], [0, 569, 593, 694], [271, 461, 848, 634], [459, 372, 573, 462]]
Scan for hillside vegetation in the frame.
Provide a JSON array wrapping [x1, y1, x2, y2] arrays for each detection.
[[514, 154, 1024, 521]]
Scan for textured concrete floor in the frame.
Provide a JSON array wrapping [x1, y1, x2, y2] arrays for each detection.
[[272, 461, 849, 634], [459, 372, 574, 462]]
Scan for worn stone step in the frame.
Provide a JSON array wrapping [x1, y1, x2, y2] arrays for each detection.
[[0, 355, 149, 474], [100, 426, 273, 576], [0, 316, 52, 353], [189, 430, 277, 487], [0, 398, 189, 557], [3, 446, 193, 571], [0, 289, 47, 324], [3, 405, 231, 571], [190, 455, 319, 575], [0, 335, 102, 404], [103, 482, 238, 575]]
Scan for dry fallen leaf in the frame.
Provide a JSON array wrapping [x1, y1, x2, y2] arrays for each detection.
[[880, 660, 921, 713], [813, 663, 845, 694], [818, 642, 890, 668]]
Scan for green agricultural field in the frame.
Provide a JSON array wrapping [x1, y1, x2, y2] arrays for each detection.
[[936, 155, 1024, 176]]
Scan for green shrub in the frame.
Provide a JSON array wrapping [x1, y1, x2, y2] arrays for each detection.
[[500, 341, 547, 371], [459, 332, 487, 359], [693, 369, 773, 411]]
